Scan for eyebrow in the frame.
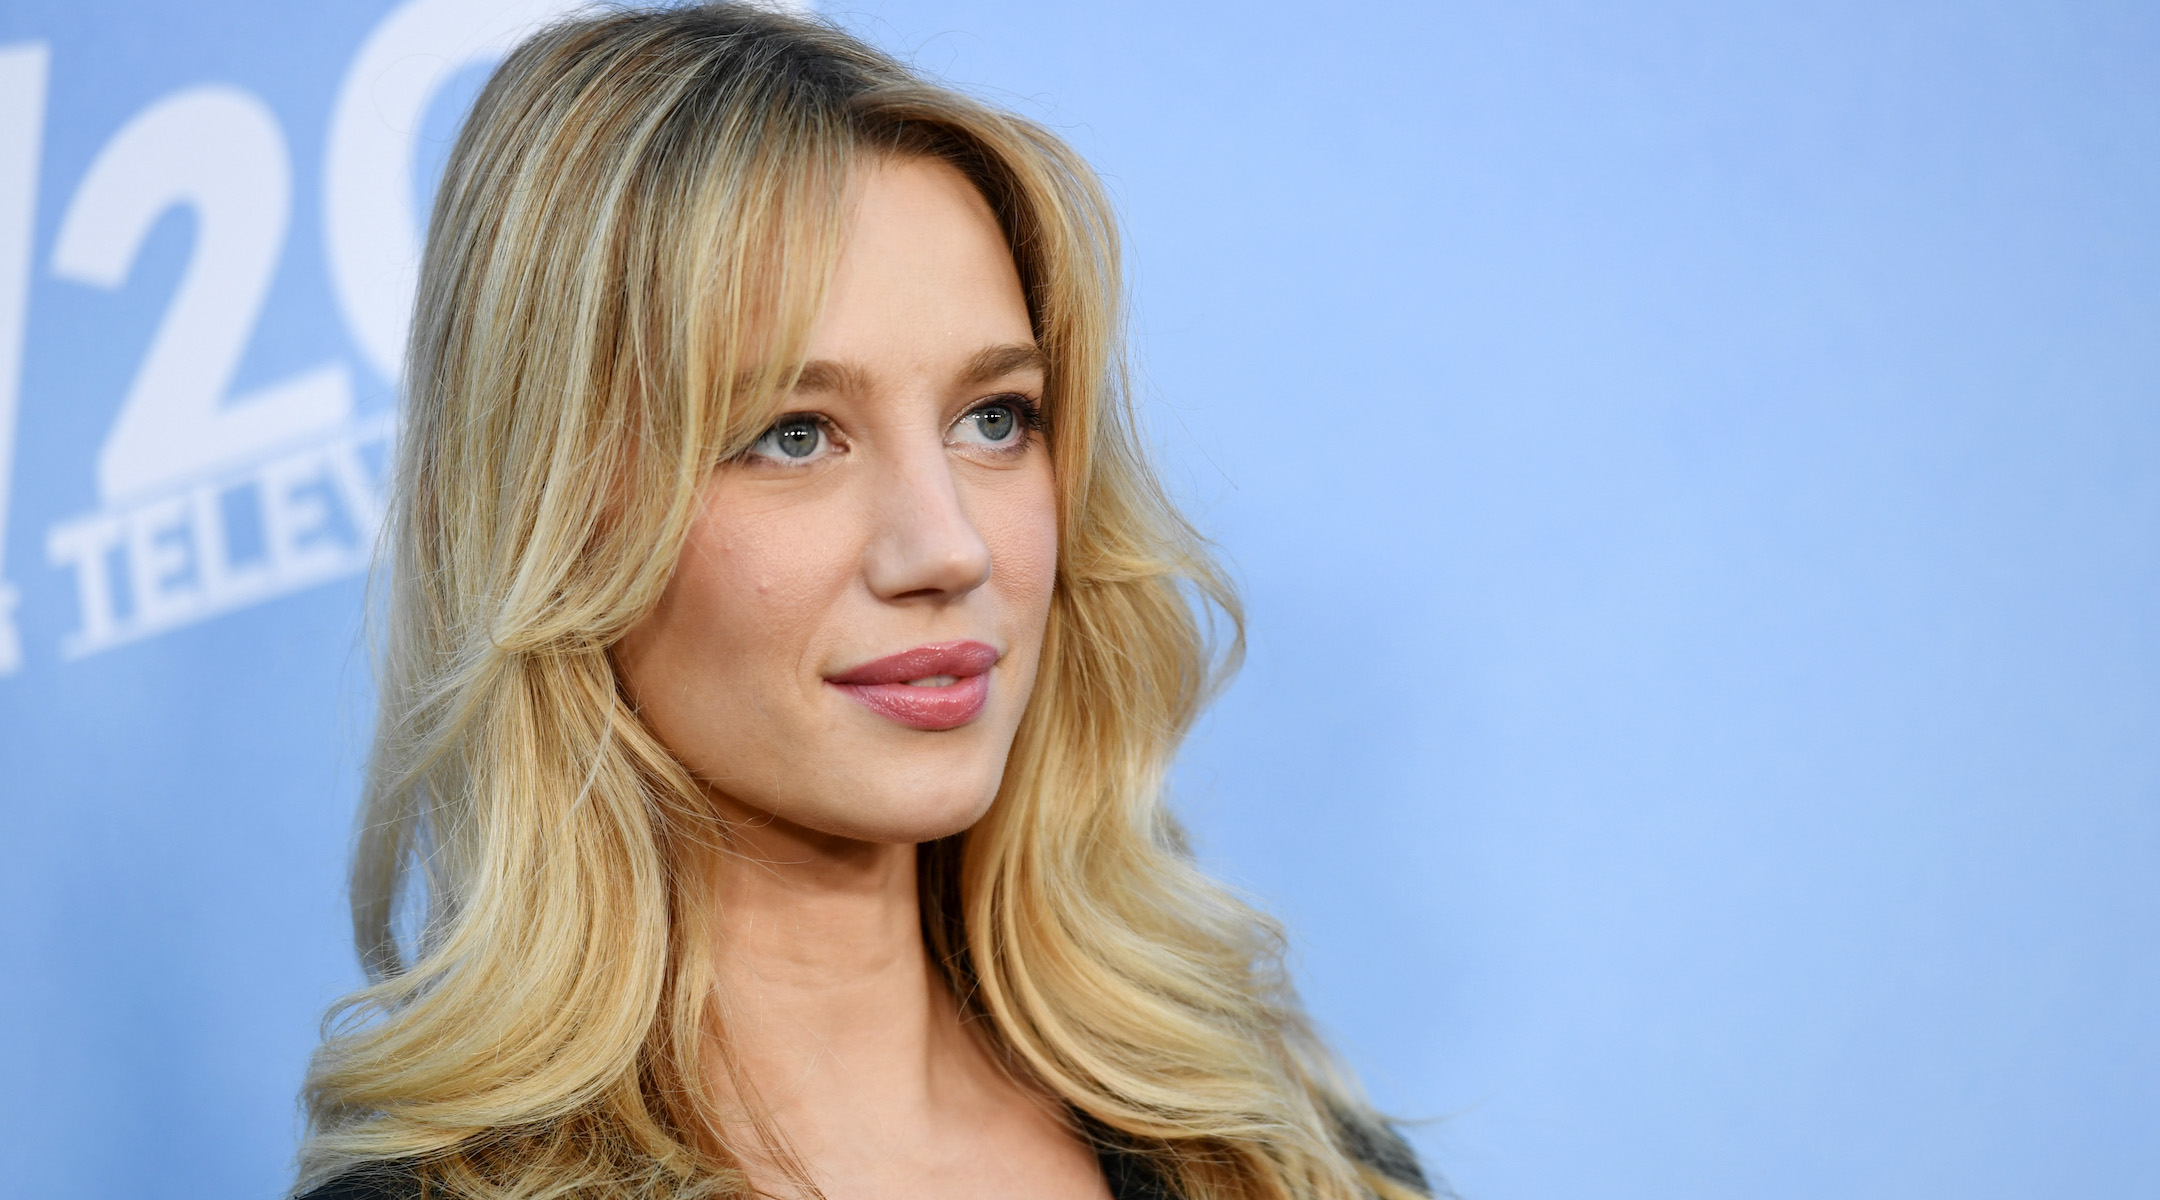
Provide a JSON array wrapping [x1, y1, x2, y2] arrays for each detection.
[[790, 358, 873, 396], [959, 343, 1048, 388], [788, 343, 1047, 397]]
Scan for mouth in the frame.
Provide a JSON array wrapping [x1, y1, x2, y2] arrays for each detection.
[[825, 640, 999, 731]]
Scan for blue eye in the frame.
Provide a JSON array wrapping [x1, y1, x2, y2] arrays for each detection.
[[749, 415, 826, 462], [971, 405, 1017, 442], [951, 398, 1034, 449]]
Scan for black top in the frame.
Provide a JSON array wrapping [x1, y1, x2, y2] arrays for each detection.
[[298, 1121, 1431, 1200]]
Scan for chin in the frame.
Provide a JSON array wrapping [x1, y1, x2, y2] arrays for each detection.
[[795, 778, 1002, 845]]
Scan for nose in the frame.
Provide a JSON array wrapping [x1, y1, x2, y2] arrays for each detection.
[[861, 441, 992, 604]]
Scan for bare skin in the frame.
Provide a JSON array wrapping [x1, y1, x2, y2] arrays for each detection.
[[613, 158, 1107, 1200]]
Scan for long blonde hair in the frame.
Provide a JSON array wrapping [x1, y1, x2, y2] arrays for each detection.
[[300, 6, 1422, 1199]]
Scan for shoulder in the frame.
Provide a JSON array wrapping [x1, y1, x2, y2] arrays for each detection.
[[292, 1161, 425, 1200], [1093, 1114, 1436, 1200], [298, 1127, 1435, 1200]]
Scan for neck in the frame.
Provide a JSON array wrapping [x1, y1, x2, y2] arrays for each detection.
[[689, 799, 1112, 1200], [699, 806, 969, 1180]]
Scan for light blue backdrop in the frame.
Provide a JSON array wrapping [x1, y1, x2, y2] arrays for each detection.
[[2, 2, 2154, 1198]]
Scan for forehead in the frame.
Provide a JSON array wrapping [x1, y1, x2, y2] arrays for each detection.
[[803, 156, 1035, 375]]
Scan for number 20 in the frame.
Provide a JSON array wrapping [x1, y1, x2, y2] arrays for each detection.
[[0, 0, 590, 672]]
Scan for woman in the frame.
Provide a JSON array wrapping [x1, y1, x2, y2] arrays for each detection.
[[297, 5, 1431, 1199]]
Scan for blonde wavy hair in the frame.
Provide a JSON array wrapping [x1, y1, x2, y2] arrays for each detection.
[[299, 6, 1423, 1199]]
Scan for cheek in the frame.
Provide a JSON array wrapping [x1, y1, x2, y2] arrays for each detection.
[[981, 461, 1060, 629], [675, 527, 803, 665], [620, 485, 857, 760]]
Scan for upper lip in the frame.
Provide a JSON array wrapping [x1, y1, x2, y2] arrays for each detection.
[[826, 640, 999, 685]]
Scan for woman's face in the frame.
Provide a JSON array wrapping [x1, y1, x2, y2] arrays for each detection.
[[613, 156, 1058, 845]]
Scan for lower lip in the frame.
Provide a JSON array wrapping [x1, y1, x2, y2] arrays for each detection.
[[831, 673, 990, 731]]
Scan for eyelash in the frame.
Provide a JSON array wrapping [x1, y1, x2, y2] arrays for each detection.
[[737, 394, 1046, 466], [734, 412, 838, 466], [970, 393, 1047, 438]]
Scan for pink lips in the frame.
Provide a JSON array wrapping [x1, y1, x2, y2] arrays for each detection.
[[826, 640, 999, 731]]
